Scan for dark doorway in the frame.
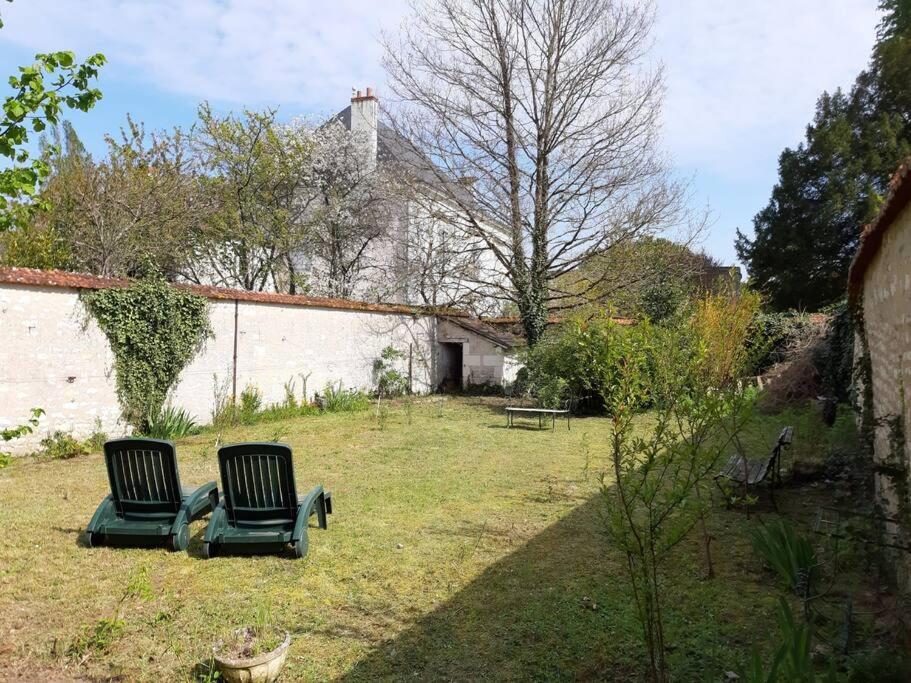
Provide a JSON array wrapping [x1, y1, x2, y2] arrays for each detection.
[[438, 342, 463, 392]]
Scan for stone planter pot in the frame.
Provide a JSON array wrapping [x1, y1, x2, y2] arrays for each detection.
[[213, 629, 291, 683]]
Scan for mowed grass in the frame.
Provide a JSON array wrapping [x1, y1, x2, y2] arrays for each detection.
[[0, 398, 843, 681]]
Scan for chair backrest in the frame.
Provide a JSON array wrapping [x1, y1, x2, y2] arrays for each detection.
[[104, 438, 183, 518], [218, 442, 298, 527], [778, 426, 794, 447], [769, 426, 795, 470]]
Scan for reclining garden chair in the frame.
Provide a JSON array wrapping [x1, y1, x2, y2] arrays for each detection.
[[202, 442, 332, 559], [85, 438, 218, 551]]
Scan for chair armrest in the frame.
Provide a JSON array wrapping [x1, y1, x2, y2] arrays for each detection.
[[86, 494, 117, 533], [203, 500, 227, 544], [175, 481, 218, 527], [292, 485, 325, 542]]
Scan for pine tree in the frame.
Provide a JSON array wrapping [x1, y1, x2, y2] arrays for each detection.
[[736, 0, 911, 310]]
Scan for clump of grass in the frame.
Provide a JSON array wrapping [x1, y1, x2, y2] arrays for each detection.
[[67, 617, 124, 659], [239, 384, 263, 416], [212, 380, 319, 428], [316, 381, 370, 413], [67, 566, 153, 660], [85, 418, 108, 451], [750, 518, 819, 596], [143, 406, 200, 440], [215, 625, 285, 660]]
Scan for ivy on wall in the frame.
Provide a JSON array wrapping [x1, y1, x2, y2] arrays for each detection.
[[852, 290, 911, 584], [83, 268, 211, 431]]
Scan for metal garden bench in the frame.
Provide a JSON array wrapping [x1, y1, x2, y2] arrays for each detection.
[[714, 426, 793, 506]]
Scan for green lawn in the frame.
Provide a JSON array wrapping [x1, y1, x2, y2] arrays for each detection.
[[0, 397, 861, 681]]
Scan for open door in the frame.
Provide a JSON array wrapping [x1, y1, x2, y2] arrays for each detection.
[[438, 342, 463, 392]]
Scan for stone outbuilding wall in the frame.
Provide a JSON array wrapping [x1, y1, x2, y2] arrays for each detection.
[[848, 160, 911, 587], [437, 316, 522, 390]]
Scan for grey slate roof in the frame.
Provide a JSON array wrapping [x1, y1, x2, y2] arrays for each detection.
[[331, 105, 473, 203]]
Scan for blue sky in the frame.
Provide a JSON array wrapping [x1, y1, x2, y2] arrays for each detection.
[[0, 1, 881, 268]]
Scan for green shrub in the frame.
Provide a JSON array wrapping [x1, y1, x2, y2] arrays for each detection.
[[1, 408, 43, 468], [143, 406, 200, 440], [523, 314, 652, 413], [741, 597, 830, 682], [212, 380, 318, 428], [86, 419, 108, 451], [535, 376, 568, 408], [38, 431, 88, 460], [373, 346, 409, 397], [239, 384, 263, 417]]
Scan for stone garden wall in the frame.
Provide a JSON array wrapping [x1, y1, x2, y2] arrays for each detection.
[[0, 268, 438, 453]]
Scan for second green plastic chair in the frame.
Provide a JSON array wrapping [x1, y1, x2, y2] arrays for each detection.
[[202, 442, 332, 559]]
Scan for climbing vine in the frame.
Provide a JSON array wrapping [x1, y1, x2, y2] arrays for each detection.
[[851, 297, 876, 461], [83, 268, 210, 431]]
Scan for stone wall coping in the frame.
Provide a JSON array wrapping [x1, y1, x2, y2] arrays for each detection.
[[0, 266, 468, 318]]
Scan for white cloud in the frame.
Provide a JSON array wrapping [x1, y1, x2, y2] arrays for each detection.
[[0, 1, 879, 159], [0, 0, 409, 111], [653, 0, 879, 179], [0, 0, 883, 263]]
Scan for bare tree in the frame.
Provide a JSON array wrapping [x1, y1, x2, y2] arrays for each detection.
[[384, 0, 692, 344], [392, 182, 504, 314]]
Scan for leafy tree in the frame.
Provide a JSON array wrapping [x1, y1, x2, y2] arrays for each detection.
[[603, 290, 761, 682], [188, 104, 315, 291], [736, 0, 911, 310], [14, 118, 209, 278], [555, 237, 724, 320], [0, 4, 105, 231]]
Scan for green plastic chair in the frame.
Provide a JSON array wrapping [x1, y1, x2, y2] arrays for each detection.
[[202, 442, 332, 559], [85, 438, 218, 551]]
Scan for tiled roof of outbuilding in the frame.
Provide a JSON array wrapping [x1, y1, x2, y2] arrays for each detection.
[[848, 158, 911, 305]]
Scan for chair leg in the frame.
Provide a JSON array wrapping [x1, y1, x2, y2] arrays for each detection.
[[316, 493, 328, 530]]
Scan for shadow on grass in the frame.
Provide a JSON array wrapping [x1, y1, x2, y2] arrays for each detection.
[[336, 493, 646, 681], [485, 423, 561, 431]]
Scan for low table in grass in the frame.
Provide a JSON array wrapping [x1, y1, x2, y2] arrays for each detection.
[[505, 406, 571, 430]]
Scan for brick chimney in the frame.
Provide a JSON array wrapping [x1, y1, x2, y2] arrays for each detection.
[[350, 87, 378, 172]]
